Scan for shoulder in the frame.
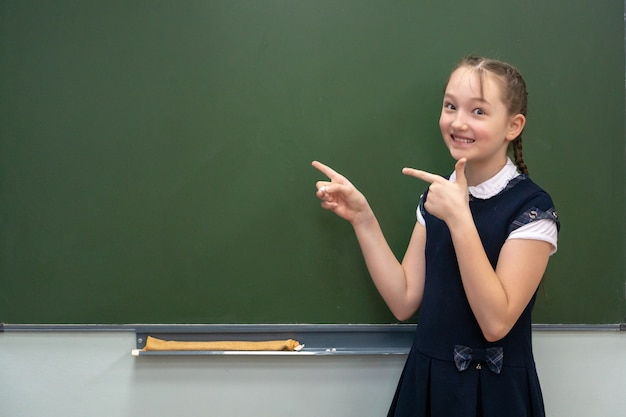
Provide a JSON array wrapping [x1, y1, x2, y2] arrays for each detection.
[[507, 176, 560, 233], [506, 175, 549, 196]]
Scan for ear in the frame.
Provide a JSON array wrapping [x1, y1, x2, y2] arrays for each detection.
[[505, 114, 526, 141]]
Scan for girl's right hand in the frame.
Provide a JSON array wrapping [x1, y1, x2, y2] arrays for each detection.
[[311, 161, 373, 225]]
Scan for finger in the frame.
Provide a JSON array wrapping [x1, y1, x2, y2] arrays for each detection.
[[453, 158, 468, 187], [312, 160, 342, 181], [402, 167, 443, 184], [315, 181, 333, 194], [315, 182, 344, 201], [320, 201, 339, 212]]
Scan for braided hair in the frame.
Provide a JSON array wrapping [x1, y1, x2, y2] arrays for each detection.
[[450, 56, 529, 175]]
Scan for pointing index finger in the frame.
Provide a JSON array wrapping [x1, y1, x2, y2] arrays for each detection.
[[402, 167, 443, 184], [312, 160, 342, 180]]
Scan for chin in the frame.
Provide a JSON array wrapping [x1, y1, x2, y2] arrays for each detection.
[[447, 148, 470, 162]]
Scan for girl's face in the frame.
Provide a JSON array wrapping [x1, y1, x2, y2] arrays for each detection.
[[439, 66, 524, 177]]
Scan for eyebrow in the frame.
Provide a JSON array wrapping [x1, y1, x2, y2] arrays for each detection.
[[443, 93, 490, 105]]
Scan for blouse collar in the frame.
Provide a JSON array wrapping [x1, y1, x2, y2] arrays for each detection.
[[448, 158, 520, 200]]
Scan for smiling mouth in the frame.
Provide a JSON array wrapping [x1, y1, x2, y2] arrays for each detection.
[[452, 135, 475, 143]]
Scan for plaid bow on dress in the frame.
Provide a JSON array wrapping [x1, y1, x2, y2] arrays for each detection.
[[454, 345, 504, 374]]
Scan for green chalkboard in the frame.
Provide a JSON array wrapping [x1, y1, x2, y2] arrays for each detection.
[[1, 1, 624, 324]]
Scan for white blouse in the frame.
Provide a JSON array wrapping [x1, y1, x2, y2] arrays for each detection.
[[416, 159, 558, 254]]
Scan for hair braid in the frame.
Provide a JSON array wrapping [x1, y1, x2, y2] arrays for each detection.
[[512, 136, 528, 175]]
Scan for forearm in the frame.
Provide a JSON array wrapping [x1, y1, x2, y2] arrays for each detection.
[[352, 211, 422, 321], [447, 215, 511, 340]]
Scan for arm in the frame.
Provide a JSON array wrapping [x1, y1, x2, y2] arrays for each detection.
[[312, 161, 426, 320], [447, 213, 551, 341], [403, 159, 552, 341]]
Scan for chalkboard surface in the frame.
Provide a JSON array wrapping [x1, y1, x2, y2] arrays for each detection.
[[1, 1, 624, 324]]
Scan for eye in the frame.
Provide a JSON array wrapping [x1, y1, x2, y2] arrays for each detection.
[[444, 102, 456, 110], [473, 108, 485, 115]]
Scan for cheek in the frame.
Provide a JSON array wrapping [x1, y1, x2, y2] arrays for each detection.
[[439, 113, 447, 131], [439, 114, 452, 138]]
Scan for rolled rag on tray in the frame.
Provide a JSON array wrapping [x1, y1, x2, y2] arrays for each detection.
[[143, 336, 304, 352]]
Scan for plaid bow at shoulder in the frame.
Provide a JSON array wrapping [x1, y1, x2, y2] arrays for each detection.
[[454, 345, 503, 374]]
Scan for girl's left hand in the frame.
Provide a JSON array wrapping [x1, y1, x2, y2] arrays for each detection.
[[402, 158, 470, 224]]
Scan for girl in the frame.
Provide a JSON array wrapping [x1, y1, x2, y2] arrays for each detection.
[[312, 56, 559, 417]]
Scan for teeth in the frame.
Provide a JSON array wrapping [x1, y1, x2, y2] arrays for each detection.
[[453, 136, 474, 143]]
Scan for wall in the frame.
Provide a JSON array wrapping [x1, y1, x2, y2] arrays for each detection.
[[1, 330, 625, 416]]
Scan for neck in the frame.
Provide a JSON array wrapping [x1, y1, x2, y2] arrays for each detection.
[[464, 156, 509, 186]]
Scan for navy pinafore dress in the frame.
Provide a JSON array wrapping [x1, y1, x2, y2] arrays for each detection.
[[387, 175, 559, 417]]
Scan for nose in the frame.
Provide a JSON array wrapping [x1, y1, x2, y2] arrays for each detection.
[[451, 113, 468, 130]]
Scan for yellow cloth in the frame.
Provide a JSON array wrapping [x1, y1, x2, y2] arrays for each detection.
[[143, 336, 302, 352]]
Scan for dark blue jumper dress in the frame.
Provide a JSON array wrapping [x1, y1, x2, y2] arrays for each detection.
[[388, 176, 559, 417]]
